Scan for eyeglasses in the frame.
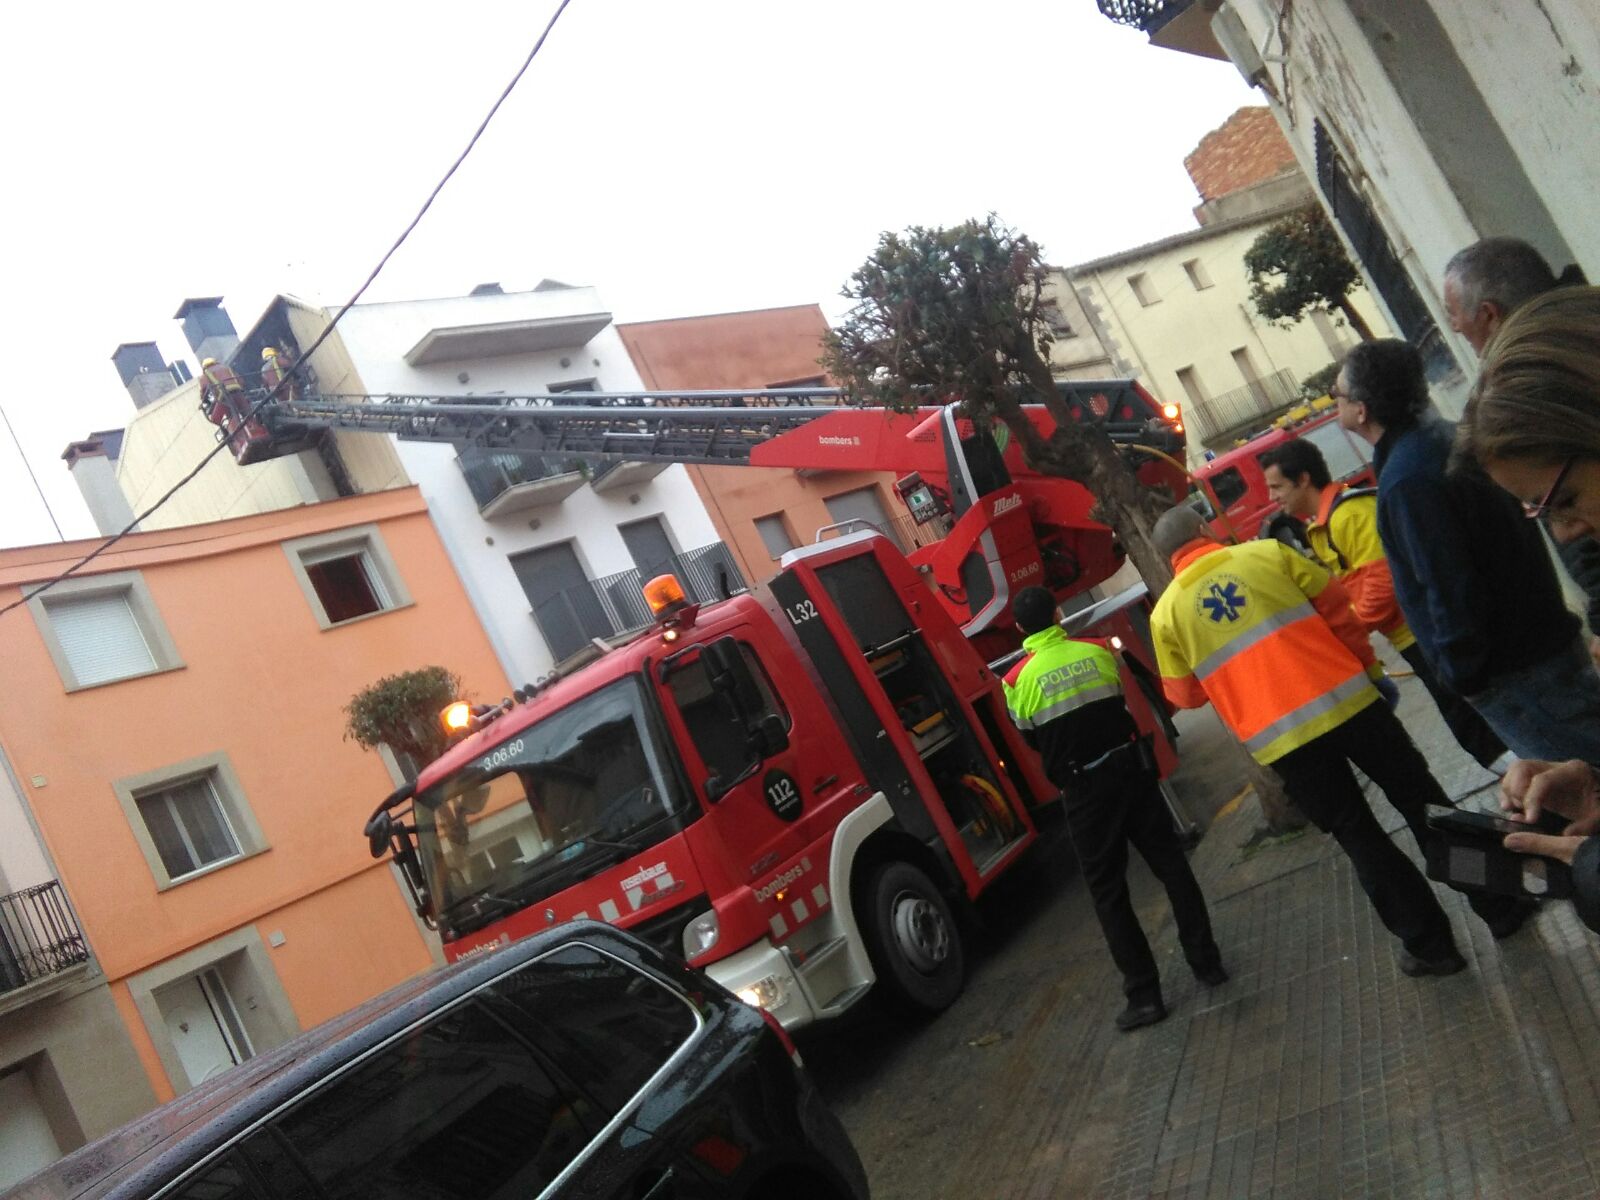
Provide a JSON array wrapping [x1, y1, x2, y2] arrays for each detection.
[[1523, 456, 1577, 521]]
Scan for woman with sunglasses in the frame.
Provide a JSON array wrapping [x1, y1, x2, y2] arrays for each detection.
[[1457, 285, 1600, 930]]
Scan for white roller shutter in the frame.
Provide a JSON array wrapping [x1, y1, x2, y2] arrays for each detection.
[[46, 592, 157, 686]]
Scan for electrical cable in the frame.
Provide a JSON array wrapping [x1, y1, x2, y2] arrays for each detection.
[[1, 0, 575, 618]]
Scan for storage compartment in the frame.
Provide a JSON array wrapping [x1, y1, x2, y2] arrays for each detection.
[[865, 633, 1023, 872]]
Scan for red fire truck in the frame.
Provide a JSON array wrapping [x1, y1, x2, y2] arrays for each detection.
[[363, 530, 1179, 1029], [1192, 405, 1376, 541], [215, 373, 1190, 1027]]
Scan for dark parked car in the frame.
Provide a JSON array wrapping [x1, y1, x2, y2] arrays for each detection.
[[8, 922, 868, 1200]]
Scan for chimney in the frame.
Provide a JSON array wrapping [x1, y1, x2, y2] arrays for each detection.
[[173, 296, 239, 364], [469, 282, 505, 296], [62, 432, 138, 536], [110, 342, 181, 410]]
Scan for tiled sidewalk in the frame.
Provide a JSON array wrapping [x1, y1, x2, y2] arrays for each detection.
[[816, 685, 1600, 1198]]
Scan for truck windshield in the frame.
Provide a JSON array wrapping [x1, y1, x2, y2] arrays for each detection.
[[413, 678, 679, 934]]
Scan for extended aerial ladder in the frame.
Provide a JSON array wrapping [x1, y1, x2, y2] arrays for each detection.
[[207, 378, 1187, 657]]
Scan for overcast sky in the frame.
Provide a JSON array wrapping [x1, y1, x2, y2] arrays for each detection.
[[0, 0, 1255, 549]]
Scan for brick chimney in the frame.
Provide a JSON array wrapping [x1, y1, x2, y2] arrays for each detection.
[[1184, 107, 1309, 225]]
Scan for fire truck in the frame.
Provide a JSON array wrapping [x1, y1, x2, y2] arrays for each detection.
[[212, 374, 1191, 1027], [1191, 401, 1376, 542]]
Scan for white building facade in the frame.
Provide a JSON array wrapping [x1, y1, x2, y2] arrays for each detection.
[[1102, 0, 1599, 416], [82, 284, 729, 684]]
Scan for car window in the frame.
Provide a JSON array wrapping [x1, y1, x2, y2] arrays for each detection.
[[486, 944, 700, 1115], [1207, 467, 1248, 509], [164, 1153, 268, 1200], [666, 644, 788, 784], [242, 996, 598, 1199]]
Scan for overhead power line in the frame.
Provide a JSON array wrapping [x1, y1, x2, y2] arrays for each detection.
[[1, 0, 575, 619]]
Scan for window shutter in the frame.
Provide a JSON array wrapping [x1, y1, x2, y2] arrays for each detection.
[[46, 592, 157, 686]]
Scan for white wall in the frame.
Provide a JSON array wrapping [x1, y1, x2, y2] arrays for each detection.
[[332, 288, 721, 682], [1215, 1, 1600, 414]]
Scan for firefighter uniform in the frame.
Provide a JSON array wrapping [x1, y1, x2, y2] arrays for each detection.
[[1307, 482, 1508, 770], [1151, 537, 1462, 966], [1004, 626, 1221, 1013], [201, 359, 248, 430]]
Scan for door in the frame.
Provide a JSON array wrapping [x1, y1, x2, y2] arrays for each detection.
[[511, 542, 609, 660], [619, 517, 677, 580], [162, 968, 253, 1088], [0, 1069, 62, 1188], [656, 624, 864, 936], [824, 485, 903, 550]]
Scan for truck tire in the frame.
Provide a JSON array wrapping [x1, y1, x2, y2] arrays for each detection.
[[860, 861, 965, 1014]]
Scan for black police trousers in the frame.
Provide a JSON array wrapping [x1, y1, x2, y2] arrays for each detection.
[[1060, 745, 1221, 1004]]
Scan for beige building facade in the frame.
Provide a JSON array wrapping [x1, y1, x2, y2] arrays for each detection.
[[1055, 202, 1391, 463]]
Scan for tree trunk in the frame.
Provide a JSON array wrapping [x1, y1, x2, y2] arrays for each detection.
[[1336, 298, 1376, 342]]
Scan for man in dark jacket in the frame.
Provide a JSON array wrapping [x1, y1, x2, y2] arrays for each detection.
[[1444, 237, 1600, 666], [1335, 339, 1600, 764]]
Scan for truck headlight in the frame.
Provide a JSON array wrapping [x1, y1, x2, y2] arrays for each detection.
[[735, 973, 791, 1013], [682, 909, 720, 959]]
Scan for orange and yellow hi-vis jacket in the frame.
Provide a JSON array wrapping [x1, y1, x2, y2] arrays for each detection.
[[1150, 538, 1384, 764], [1304, 482, 1416, 652]]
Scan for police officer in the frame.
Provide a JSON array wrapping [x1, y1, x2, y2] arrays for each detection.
[[1004, 585, 1226, 1031]]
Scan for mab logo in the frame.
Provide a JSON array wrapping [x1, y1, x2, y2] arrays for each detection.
[[992, 493, 1024, 517]]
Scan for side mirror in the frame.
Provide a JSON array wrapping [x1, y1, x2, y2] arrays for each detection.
[[364, 811, 394, 859], [704, 774, 731, 804]]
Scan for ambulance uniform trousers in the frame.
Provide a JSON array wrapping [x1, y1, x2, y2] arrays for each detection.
[[1267, 702, 1466, 960], [1397, 643, 1508, 771], [1059, 745, 1221, 1004]]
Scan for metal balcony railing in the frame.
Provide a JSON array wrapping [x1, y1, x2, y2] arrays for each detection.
[[0, 880, 89, 995], [1190, 368, 1301, 442], [457, 449, 587, 511], [531, 542, 748, 663], [1096, 0, 1194, 35]]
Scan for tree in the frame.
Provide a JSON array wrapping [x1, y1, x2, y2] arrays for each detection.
[[345, 666, 465, 776], [823, 215, 1303, 833], [1245, 205, 1376, 341], [821, 214, 1177, 591]]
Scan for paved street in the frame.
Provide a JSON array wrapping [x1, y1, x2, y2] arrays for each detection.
[[805, 674, 1600, 1198]]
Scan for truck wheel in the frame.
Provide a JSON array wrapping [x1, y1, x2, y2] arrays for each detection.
[[861, 861, 965, 1014]]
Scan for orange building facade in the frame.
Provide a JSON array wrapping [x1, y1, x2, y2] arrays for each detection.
[[0, 487, 508, 1117], [617, 306, 923, 585]]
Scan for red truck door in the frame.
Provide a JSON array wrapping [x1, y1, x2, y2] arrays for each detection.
[[653, 619, 865, 944]]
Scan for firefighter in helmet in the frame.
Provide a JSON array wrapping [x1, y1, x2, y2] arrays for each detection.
[[200, 357, 247, 432]]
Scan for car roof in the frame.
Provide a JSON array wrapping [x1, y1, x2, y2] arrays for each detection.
[[11, 922, 642, 1200]]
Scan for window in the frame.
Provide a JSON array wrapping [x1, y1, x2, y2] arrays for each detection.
[[1302, 419, 1374, 483], [548, 379, 598, 394], [1183, 258, 1213, 290], [114, 753, 268, 890], [28, 570, 183, 692], [1208, 467, 1249, 509], [1175, 366, 1208, 407], [282, 525, 411, 631], [666, 643, 788, 785], [1128, 272, 1159, 307], [755, 513, 796, 559], [135, 775, 242, 880]]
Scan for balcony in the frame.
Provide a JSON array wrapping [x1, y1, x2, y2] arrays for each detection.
[[1190, 368, 1301, 444], [0, 880, 89, 998], [458, 449, 588, 518], [531, 542, 747, 664], [1096, 0, 1227, 59], [404, 310, 614, 366], [589, 459, 669, 493]]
